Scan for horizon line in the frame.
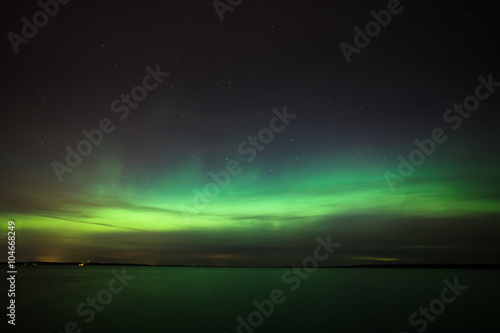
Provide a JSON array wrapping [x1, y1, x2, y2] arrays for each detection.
[[3, 262, 500, 269]]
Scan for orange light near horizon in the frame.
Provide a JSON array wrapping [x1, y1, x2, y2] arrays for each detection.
[[208, 254, 236, 259], [35, 255, 62, 263]]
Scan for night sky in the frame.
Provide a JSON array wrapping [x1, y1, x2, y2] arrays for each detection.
[[2, 0, 500, 266]]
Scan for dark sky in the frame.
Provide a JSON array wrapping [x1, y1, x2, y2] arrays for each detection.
[[1, 0, 500, 265]]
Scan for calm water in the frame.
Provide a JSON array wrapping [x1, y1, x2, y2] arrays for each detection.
[[7, 266, 499, 332]]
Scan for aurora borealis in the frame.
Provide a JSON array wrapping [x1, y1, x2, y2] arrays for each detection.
[[2, 0, 500, 266]]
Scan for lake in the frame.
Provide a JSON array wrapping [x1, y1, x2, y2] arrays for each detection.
[[8, 265, 499, 332]]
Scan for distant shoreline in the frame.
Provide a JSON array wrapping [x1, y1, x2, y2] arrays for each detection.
[[1, 262, 499, 269]]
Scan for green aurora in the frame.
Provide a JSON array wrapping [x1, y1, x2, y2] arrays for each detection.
[[3, 141, 499, 265]]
